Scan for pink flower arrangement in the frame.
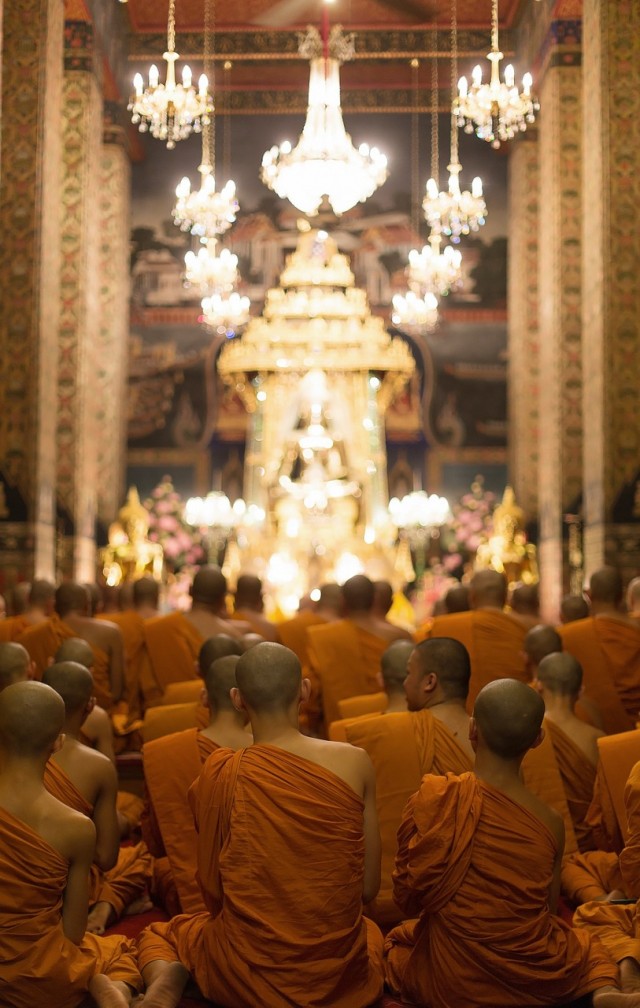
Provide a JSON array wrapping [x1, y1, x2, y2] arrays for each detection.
[[143, 476, 204, 572]]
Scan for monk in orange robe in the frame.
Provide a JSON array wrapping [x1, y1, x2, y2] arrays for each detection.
[[0, 578, 55, 642], [0, 681, 142, 1008], [142, 654, 249, 914], [574, 761, 640, 994], [98, 576, 159, 722], [559, 567, 640, 733], [278, 582, 342, 667], [0, 640, 33, 690], [20, 582, 124, 712], [231, 573, 280, 642], [307, 574, 412, 729], [524, 622, 604, 729], [42, 662, 151, 934], [418, 569, 528, 709], [137, 642, 384, 1008], [536, 651, 604, 852], [385, 679, 623, 1008], [143, 566, 245, 705]]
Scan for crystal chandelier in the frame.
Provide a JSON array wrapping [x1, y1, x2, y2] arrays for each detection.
[[423, 0, 487, 241], [184, 243, 239, 295], [260, 25, 387, 216], [408, 233, 462, 297], [391, 290, 439, 331], [453, 0, 539, 148], [201, 291, 251, 331], [129, 0, 211, 149]]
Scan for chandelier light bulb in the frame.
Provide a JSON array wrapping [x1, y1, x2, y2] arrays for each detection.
[[391, 290, 439, 331], [201, 291, 251, 331], [184, 243, 239, 295], [173, 162, 239, 240], [407, 233, 462, 297]]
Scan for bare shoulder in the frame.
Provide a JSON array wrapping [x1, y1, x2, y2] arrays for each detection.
[[295, 736, 373, 798], [521, 787, 564, 850], [83, 704, 111, 733], [52, 803, 96, 862]]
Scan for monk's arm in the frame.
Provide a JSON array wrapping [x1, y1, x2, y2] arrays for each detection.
[[107, 627, 125, 702], [361, 752, 381, 905], [62, 816, 96, 943], [392, 796, 424, 918], [93, 760, 120, 871], [83, 706, 116, 764]]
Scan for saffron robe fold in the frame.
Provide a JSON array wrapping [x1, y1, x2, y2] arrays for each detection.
[[0, 614, 30, 642], [0, 807, 141, 1008], [559, 616, 638, 733], [337, 692, 389, 720], [20, 614, 114, 711], [141, 701, 207, 743], [277, 610, 327, 667], [143, 611, 203, 704], [307, 619, 387, 728], [419, 609, 527, 709], [142, 728, 218, 913], [98, 610, 149, 720], [137, 745, 384, 1008], [562, 850, 623, 905], [587, 730, 640, 852], [520, 729, 579, 856], [385, 773, 618, 1007], [345, 709, 473, 926], [545, 719, 597, 853], [44, 759, 151, 915]]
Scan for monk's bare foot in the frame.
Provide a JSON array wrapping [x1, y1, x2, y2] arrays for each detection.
[[140, 962, 190, 1008], [620, 958, 640, 994], [89, 975, 133, 1007], [593, 985, 640, 1006], [124, 892, 153, 917], [87, 901, 115, 935]]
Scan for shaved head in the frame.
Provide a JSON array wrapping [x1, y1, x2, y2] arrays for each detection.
[[411, 638, 471, 701], [470, 570, 507, 609], [342, 575, 374, 613], [560, 595, 590, 624], [198, 634, 242, 677], [55, 637, 94, 670], [9, 583, 30, 615], [29, 579, 55, 609], [0, 643, 30, 691], [537, 652, 583, 697], [444, 585, 470, 613], [241, 633, 265, 652], [235, 575, 263, 609], [133, 577, 159, 608], [235, 642, 301, 713], [0, 681, 64, 758], [381, 640, 414, 690], [42, 662, 94, 715], [204, 655, 240, 711], [373, 581, 393, 616], [523, 625, 563, 666], [474, 679, 544, 759], [55, 582, 89, 618], [318, 583, 343, 613], [510, 584, 540, 616], [589, 567, 623, 605], [191, 566, 227, 607]]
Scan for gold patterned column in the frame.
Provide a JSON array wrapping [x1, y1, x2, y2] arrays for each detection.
[[0, 0, 63, 582], [56, 20, 103, 579], [507, 133, 540, 524], [582, 0, 640, 578], [96, 104, 131, 527], [536, 34, 583, 621]]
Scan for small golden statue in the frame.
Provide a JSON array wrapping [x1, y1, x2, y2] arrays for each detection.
[[474, 486, 538, 588], [99, 487, 164, 586]]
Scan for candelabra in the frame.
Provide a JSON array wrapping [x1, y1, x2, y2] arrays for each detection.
[[184, 243, 239, 295]]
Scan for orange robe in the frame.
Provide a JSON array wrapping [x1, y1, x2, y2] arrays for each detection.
[[137, 746, 384, 1008], [385, 773, 618, 1007], [0, 614, 29, 641], [277, 610, 327, 667], [44, 759, 152, 916], [587, 730, 640, 853], [141, 701, 207, 743], [337, 691, 388, 720], [545, 719, 597, 853], [559, 616, 639, 733], [0, 807, 141, 1008], [520, 729, 579, 856], [419, 609, 527, 709], [98, 609, 149, 720], [142, 728, 218, 913], [345, 709, 473, 927], [306, 619, 387, 728], [143, 611, 203, 704], [231, 608, 280, 642], [20, 614, 114, 711]]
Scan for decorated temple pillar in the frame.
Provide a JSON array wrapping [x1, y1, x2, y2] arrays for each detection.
[[536, 24, 583, 621], [581, 0, 640, 579], [96, 104, 131, 528], [507, 133, 540, 524], [56, 20, 103, 580], [0, 0, 64, 584]]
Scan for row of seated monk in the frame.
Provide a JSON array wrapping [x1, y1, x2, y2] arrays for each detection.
[[2, 627, 640, 1008]]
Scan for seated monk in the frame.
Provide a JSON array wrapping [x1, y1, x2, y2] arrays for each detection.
[[524, 623, 604, 729], [278, 582, 343, 667], [0, 640, 34, 691], [443, 583, 470, 613], [98, 576, 159, 723], [536, 651, 604, 852], [561, 593, 591, 624], [574, 761, 640, 995], [510, 582, 541, 629], [142, 655, 249, 915], [559, 567, 640, 733], [0, 578, 55, 642], [385, 678, 624, 1008], [418, 569, 528, 710], [307, 574, 412, 730], [136, 642, 384, 1008], [143, 566, 246, 706], [231, 574, 280, 642], [335, 639, 413, 724], [42, 662, 152, 936], [21, 582, 124, 713], [0, 681, 142, 1007], [344, 637, 474, 928]]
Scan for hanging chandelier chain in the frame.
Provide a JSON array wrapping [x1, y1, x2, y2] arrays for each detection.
[[491, 0, 499, 54], [449, 0, 458, 165], [430, 26, 438, 185], [167, 0, 176, 53], [223, 62, 232, 184], [411, 59, 420, 236], [202, 0, 215, 171]]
